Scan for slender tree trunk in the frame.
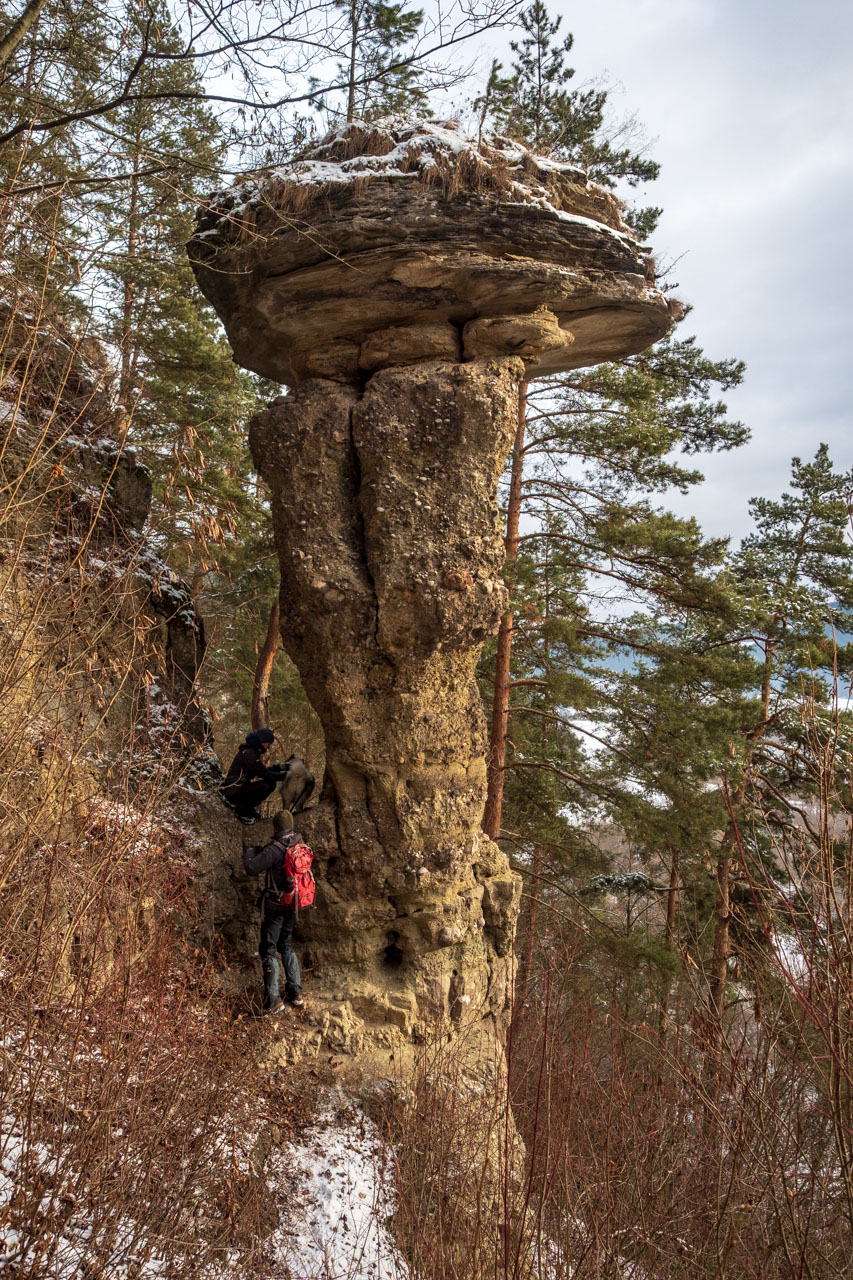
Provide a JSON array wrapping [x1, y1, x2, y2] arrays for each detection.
[[0, 0, 50, 72], [707, 834, 733, 1093], [119, 162, 139, 406], [346, 0, 359, 123], [514, 842, 542, 1014], [657, 848, 680, 1044], [706, 647, 775, 1076], [251, 600, 280, 732], [707, 784, 745, 1081], [483, 381, 526, 839]]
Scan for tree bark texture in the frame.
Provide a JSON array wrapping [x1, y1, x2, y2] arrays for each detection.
[[0, 0, 50, 71], [707, 817, 739, 1084], [251, 600, 280, 732], [658, 850, 680, 1044], [249, 358, 525, 1032]]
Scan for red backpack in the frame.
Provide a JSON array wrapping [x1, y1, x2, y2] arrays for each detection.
[[267, 840, 315, 913]]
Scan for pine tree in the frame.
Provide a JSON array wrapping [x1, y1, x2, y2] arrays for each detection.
[[474, 57, 509, 144], [478, 314, 752, 1037], [482, 1, 659, 188], [478, 0, 669, 839], [700, 446, 853, 1073], [315, 0, 429, 124], [0, 0, 292, 741], [597, 605, 758, 1037], [0, 0, 111, 315], [91, 2, 266, 576], [482, 318, 747, 837]]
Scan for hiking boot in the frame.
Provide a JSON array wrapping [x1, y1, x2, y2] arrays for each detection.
[[237, 813, 257, 826], [263, 997, 285, 1017], [287, 995, 305, 1010]]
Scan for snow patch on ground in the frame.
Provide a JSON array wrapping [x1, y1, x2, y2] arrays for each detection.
[[264, 1096, 408, 1280], [0, 1112, 174, 1277]]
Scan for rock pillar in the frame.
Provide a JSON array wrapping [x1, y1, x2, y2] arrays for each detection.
[[249, 353, 524, 1035], [189, 119, 674, 1045]]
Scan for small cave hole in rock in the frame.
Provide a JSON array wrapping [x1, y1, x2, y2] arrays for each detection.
[[383, 931, 404, 970]]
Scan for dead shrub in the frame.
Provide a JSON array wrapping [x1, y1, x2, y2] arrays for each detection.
[[0, 270, 278, 1279]]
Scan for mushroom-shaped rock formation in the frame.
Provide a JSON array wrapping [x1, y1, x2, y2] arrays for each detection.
[[189, 120, 673, 1049], [191, 119, 671, 386]]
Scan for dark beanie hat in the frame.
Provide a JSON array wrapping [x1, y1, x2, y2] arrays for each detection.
[[257, 728, 275, 744], [273, 810, 294, 833]]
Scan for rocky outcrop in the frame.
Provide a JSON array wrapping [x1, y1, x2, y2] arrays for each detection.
[[0, 302, 211, 750], [190, 120, 672, 388], [247, 358, 522, 1040], [189, 119, 673, 1048]]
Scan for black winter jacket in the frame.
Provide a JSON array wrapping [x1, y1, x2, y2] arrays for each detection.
[[244, 832, 300, 904], [221, 745, 284, 793]]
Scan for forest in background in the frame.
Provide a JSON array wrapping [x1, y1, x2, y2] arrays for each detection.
[[2, 0, 853, 1275]]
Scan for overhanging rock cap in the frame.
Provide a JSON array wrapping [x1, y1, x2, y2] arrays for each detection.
[[189, 119, 674, 386]]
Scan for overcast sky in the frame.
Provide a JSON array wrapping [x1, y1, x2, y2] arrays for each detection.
[[469, 0, 853, 542]]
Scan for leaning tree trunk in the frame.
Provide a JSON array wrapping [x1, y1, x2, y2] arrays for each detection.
[[483, 382, 527, 841], [0, 0, 50, 71], [251, 600, 280, 732]]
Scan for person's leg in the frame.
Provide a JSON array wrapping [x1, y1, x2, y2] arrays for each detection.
[[234, 779, 276, 817], [259, 908, 284, 1010], [219, 785, 239, 810], [277, 909, 302, 1001]]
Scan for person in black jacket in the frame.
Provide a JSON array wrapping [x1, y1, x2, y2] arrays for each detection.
[[243, 810, 304, 1013], [220, 729, 287, 825]]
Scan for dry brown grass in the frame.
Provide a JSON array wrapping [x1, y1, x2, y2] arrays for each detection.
[[378, 1014, 528, 1280], [196, 125, 539, 250], [375, 681, 853, 1279], [0, 270, 292, 1278], [313, 123, 398, 162]]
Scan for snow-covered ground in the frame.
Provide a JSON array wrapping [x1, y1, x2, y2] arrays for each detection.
[[1, 1081, 406, 1280], [0, 1109, 173, 1277], [262, 1094, 407, 1280]]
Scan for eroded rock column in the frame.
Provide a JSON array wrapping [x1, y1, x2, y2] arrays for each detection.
[[190, 119, 675, 1045], [249, 352, 524, 1035]]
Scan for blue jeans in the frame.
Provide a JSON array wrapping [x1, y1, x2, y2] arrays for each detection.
[[259, 905, 301, 1006]]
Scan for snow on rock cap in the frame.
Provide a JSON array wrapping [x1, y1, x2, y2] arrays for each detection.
[[189, 118, 674, 386]]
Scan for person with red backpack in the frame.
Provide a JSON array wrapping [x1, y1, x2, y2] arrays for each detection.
[[243, 809, 315, 1015]]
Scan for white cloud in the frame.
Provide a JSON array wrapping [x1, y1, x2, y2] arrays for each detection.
[[551, 0, 853, 538], [450, 0, 850, 539]]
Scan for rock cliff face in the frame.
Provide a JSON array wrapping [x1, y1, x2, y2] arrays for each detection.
[[189, 120, 673, 1049], [0, 304, 210, 751]]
